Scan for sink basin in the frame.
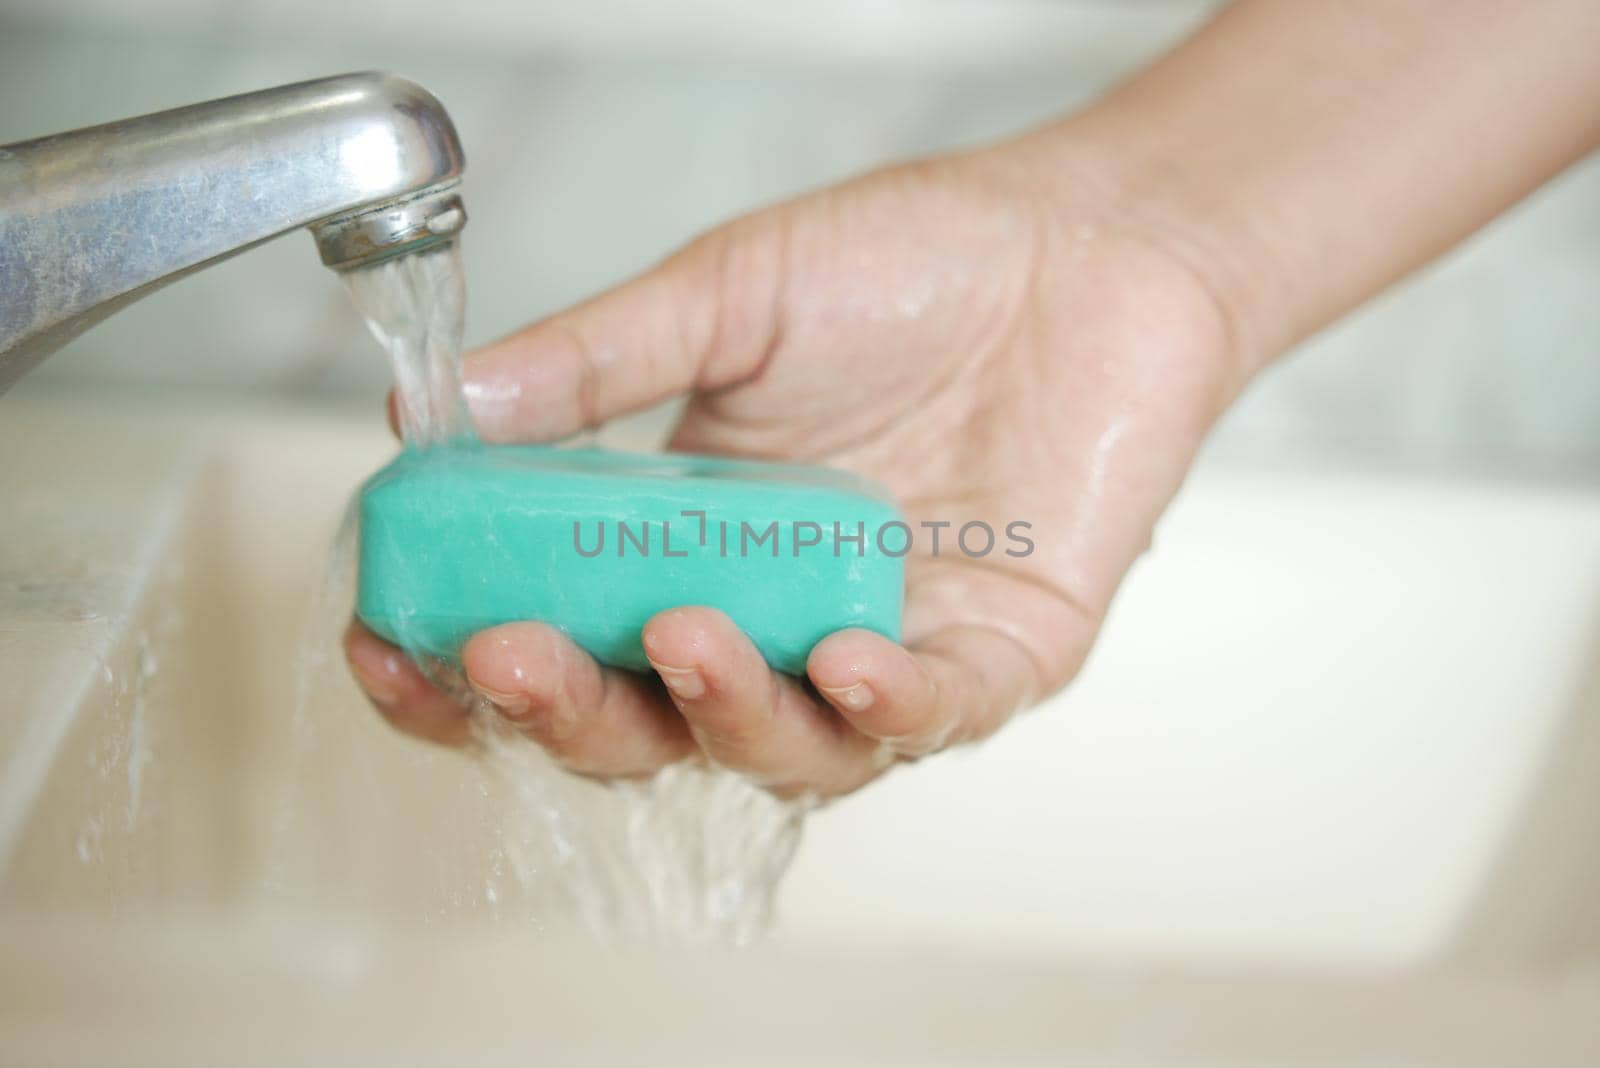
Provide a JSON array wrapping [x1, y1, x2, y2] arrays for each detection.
[[2, 392, 1598, 1060]]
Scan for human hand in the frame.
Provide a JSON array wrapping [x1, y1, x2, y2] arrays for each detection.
[[344, 142, 1244, 798], [351, 0, 1600, 799]]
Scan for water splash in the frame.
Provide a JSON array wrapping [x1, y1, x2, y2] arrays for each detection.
[[300, 239, 808, 945], [468, 710, 804, 946]]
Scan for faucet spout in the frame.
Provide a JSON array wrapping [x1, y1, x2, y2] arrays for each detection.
[[0, 71, 466, 393]]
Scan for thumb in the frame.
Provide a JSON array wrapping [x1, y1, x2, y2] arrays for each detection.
[[461, 225, 784, 444]]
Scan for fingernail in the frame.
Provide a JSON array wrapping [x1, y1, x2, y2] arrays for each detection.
[[473, 683, 580, 741], [473, 683, 531, 719], [649, 661, 706, 702], [348, 650, 404, 706], [820, 681, 874, 713]]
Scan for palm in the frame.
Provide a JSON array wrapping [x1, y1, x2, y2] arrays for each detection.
[[671, 159, 1236, 733], [347, 152, 1238, 796]]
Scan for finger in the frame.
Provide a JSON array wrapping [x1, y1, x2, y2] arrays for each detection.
[[343, 620, 471, 747], [807, 624, 1040, 757], [461, 622, 695, 778], [461, 225, 784, 443], [641, 607, 886, 798]]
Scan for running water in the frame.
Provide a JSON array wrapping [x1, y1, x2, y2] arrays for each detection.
[[280, 238, 808, 945], [342, 243, 475, 449]]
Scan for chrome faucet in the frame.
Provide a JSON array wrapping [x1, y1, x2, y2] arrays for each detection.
[[0, 71, 466, 393]]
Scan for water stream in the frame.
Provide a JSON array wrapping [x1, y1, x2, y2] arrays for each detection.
[[342, 243, 475, 449], [283, 239, 807, 945]]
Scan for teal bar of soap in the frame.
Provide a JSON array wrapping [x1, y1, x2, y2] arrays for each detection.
[[356, 445, 905, 675]]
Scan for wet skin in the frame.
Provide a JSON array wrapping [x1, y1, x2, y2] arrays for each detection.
[[347, 0, 1600, 798], [345, 151, 1239, 798]]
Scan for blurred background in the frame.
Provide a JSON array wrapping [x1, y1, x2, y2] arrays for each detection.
[[3, 0, 1597, 469], [6, 9, 1600, 1052]]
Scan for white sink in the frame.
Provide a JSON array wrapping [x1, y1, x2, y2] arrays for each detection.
[[785, 452, 1600, 969], [2, 392, 1598, 1061]]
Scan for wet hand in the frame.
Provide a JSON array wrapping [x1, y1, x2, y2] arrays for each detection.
[[345, 145, 1244, 798]]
